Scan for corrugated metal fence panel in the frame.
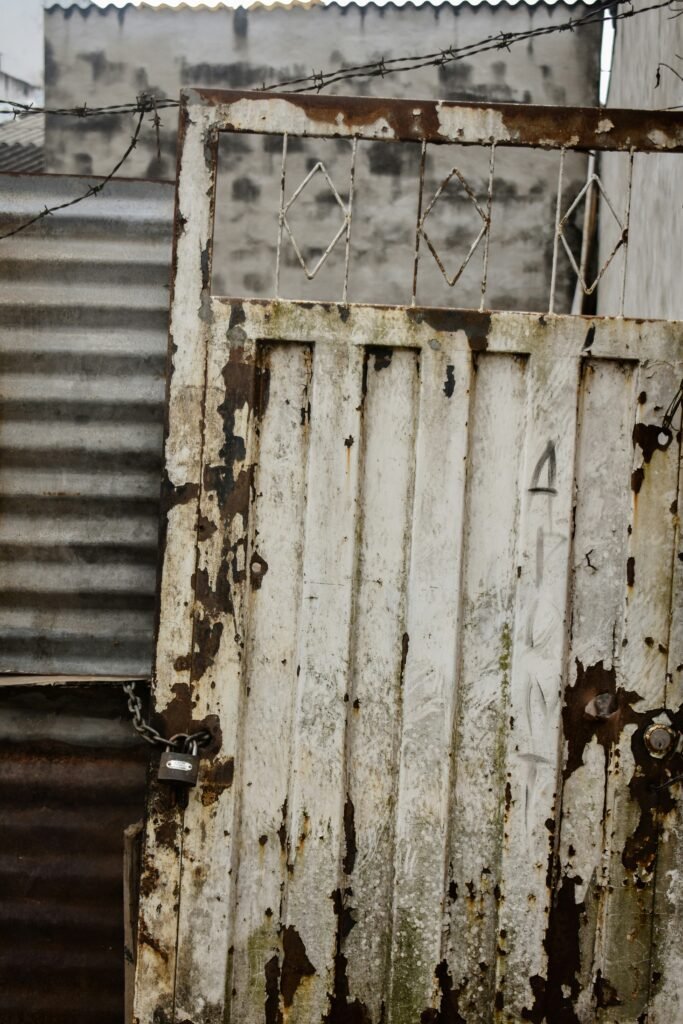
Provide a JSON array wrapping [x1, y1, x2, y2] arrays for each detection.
[[0, 173, 174, 675], [0, 682, 150, 1024]]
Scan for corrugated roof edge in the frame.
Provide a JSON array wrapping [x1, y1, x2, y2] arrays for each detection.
[[46, 0, 604, 14]]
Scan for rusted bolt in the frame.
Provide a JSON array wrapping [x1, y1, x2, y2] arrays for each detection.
[[644, 723, 677, 759], [584, 692, 617, 720]]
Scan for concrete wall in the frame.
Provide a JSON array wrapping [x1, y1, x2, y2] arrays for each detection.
[[46, 2, 601, 311], [597, 0, 683, 320]]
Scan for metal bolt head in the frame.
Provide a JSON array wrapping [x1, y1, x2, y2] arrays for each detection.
[[644, 723, 676, 759], [584, 692, 617, 720]]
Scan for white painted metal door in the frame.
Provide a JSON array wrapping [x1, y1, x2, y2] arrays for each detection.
[[133, 92, 683, 1024]]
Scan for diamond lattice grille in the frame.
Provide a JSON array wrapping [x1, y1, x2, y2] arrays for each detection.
[[282, 162, 349, 280]]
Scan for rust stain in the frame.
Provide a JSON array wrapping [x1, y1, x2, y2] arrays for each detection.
[[399, 633, 410, 685], [420, 961, 466, 1024], [407, 309, 491, 351], [443, 365, 455, 398], [324, 888, 369, 1024], [265, 954, 283, 1024], [281, 925, 316, 1008], [562, 659, 643, 779], [197, 513, 218, 541], [621, 714, 683, 877], [153, 820, 179, 854], [631, 467, 645, 494], [522, 873, 585, 1024], [627, 556, 636, 587], [200, 756, 235, 806], [159, 474, 200, 518], [250, 551, 269, 590], [343, 796, 357, 875], [139, 928, 170, 964], [204, 89, 683, 152], [593, 970, 622, 1009], [278, 799, 288, 852], [632, 422, 665, 464]]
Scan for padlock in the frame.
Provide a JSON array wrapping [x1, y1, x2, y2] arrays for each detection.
[[158, 740, 199, 787]]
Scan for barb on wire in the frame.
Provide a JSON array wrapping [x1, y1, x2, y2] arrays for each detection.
[[0, 0, 676, 239], [656, 56, 683, 87], [0, 104, 146, 242], [0, 0, 674, 120]]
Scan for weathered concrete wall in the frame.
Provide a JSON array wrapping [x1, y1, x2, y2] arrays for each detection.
[[597, 0, 683, 319], [46, 1, 601, 310]]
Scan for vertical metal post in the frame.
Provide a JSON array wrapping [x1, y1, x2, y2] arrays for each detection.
[[342, 137, 358, 304], [479, 141, 496, 312], [549, 147, 565, 315], [274, 132, 288, 299], [411, 140, 427, 307]]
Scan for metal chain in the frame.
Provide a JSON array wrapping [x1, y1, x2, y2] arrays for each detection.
[[122, 682, 211, 751]]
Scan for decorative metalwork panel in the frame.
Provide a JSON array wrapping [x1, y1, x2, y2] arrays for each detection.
[[134, 90, 683, 1024]]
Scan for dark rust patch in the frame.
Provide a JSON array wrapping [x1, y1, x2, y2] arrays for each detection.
[[400, 632, 410, 684], [408, 308, 491, 351], [191, 618, 224, 681], [372, 348, 393, 372], [525, 873, 585, 1024], [583, 325, 595, 350], [139, 928, 169, 964], [621, 712, 683, 876], [443, 365, 455, 398], [203, 90, 683, 153], [281, 925, 316, 1008], [631, 467, 645, 494], [265, 954, 283, 1024], [627, 556, 636, 587], [278, 799, 288, 852], [250, 551, 269, 590], [420, 961, 466, 1024], [633, 422, 664, 464], [343, 796, 357, 875], [344, 435, 354, 449], [562, 659, 643, 779], [174, 654, 192, 672], [153, 820, 179, 854], [228, 303, 246, 331], [325, 888, 368, 1024], [155, 682, 193, 739], [593, 970, 621, 1009], [200, 757, 235, 806], [159, 473, 199, 518], [197, 513, 217, 542]]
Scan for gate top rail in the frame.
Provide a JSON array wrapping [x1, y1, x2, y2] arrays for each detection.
[[194, 87, 683, 153]]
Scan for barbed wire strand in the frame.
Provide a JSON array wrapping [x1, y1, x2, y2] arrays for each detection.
[[0, 107, 146, 241], [0, 0, 678, 241], [0, 0, 665, 119]]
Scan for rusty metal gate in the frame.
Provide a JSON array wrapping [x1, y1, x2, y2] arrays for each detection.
[[134, 91, 683, 1024]]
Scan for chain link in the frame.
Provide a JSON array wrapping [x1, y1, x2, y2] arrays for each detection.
[[122, 682, 211, 751]]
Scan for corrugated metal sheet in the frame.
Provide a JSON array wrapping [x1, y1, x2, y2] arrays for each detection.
[[45, 0, 606, 11], [0, 682, 150, 1024], [0, 117, 45, 174], [0, 173, 174, 675]]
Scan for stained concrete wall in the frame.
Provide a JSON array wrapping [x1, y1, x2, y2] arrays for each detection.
[[46, 1, 601, 311], [597, 0, 683, 320]]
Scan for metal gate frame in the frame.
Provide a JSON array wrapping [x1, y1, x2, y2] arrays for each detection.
[[133, 90, 683, 1024]]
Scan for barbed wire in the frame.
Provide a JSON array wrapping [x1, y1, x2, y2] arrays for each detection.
[[0, 0, 677, 241], [0, 0, 665, 120], [0, 107, 146, 241]]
